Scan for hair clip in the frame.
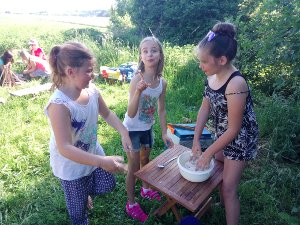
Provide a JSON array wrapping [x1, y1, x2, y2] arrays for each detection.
[[206, 31, 216, 42]]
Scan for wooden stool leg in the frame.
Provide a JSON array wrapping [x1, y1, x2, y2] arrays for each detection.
[[195, 197, 213, 219], [0, 70, 4, 84], [2, 69, 8, 87], [170, 203, 182, 222], [11, 71, 23, 85], [0, 73, 4, 86], [153, 197, 182, 222], [153, 198, 176, 216], [1, 66, 15, 87], [7, 71, 12, 87]]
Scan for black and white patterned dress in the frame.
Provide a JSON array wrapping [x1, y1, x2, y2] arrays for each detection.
[[204, 71, 259, 161]]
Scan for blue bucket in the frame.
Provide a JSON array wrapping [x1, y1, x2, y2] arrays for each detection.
[[179, 215, 202, 225]]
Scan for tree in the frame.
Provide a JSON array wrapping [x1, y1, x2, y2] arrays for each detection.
[[112, 0, 240, 45], [236, 0, 300, 98]]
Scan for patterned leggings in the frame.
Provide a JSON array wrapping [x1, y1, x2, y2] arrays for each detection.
[[60, 168, 116, 225]]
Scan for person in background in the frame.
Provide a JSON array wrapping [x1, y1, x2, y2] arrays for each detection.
[[192, 22, 259, 225], [45, 41, 132, 225], [123, 36, 174, 222], [0, 50, 23, 85], [0, 50, 14, 75], [19, 49, 51, 78], [28, 39, 47, 60]]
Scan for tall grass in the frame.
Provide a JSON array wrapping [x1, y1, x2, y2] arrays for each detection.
[[0, 15, 299, 225]]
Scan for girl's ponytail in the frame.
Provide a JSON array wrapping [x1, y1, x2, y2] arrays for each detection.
[[49, 46, 62, 89]]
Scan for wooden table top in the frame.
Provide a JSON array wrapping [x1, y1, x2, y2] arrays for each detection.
[[135, 144, 223, 212]]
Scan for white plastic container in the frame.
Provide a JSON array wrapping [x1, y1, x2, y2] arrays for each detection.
[[177, 150, 214, 182]]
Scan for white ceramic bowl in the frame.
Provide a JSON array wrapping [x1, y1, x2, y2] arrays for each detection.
[[177, 150, 215, 182]]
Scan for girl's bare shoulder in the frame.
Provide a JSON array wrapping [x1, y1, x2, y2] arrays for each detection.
[[226, 75, 248, 95], [227, 75, 247, 89]]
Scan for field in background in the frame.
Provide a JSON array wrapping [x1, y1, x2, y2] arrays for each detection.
[[0, 14, 114, 78], [0, 13, 110, 29]]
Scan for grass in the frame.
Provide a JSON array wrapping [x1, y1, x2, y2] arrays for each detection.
[[0, 15, 299, 225]]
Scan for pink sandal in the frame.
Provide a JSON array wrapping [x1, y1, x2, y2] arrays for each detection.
[[140, 188, 161, 201], [125, 202, 148, 222]]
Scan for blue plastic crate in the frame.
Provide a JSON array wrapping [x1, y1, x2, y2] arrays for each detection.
[[173, 124, 211, 141], [169, 124, 213, 149]]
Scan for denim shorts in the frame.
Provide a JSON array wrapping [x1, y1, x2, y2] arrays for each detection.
[[128, 128, 154, 152]]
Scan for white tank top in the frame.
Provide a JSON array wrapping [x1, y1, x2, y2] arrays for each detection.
[[44, 86, 105, 180], [123, 78, 163, 131]]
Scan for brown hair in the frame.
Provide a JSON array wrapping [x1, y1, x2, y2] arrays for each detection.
[[197, 22, 237, 62], [1, 50, 14, 64], [137, 36, 164, 79], [48, 41, 95, 89]]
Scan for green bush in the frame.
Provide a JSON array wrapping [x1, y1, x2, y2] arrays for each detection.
[[236, 0, 300, 99], [256, 93, 300, 162]]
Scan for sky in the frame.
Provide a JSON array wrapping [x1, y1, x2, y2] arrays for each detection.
[[3, 0, 115, 13]]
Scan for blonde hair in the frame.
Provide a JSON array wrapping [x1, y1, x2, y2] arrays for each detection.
[[19, 49, 30, 61], [48, 41, 95, 89], [137, 36, 164, 79]]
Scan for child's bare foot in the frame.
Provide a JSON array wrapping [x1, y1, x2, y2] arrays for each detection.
[[87, 195, 93, 209]]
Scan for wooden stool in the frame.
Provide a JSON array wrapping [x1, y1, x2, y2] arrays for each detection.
[[0, 64, 23, 87], [135, 144, 223, 222]]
